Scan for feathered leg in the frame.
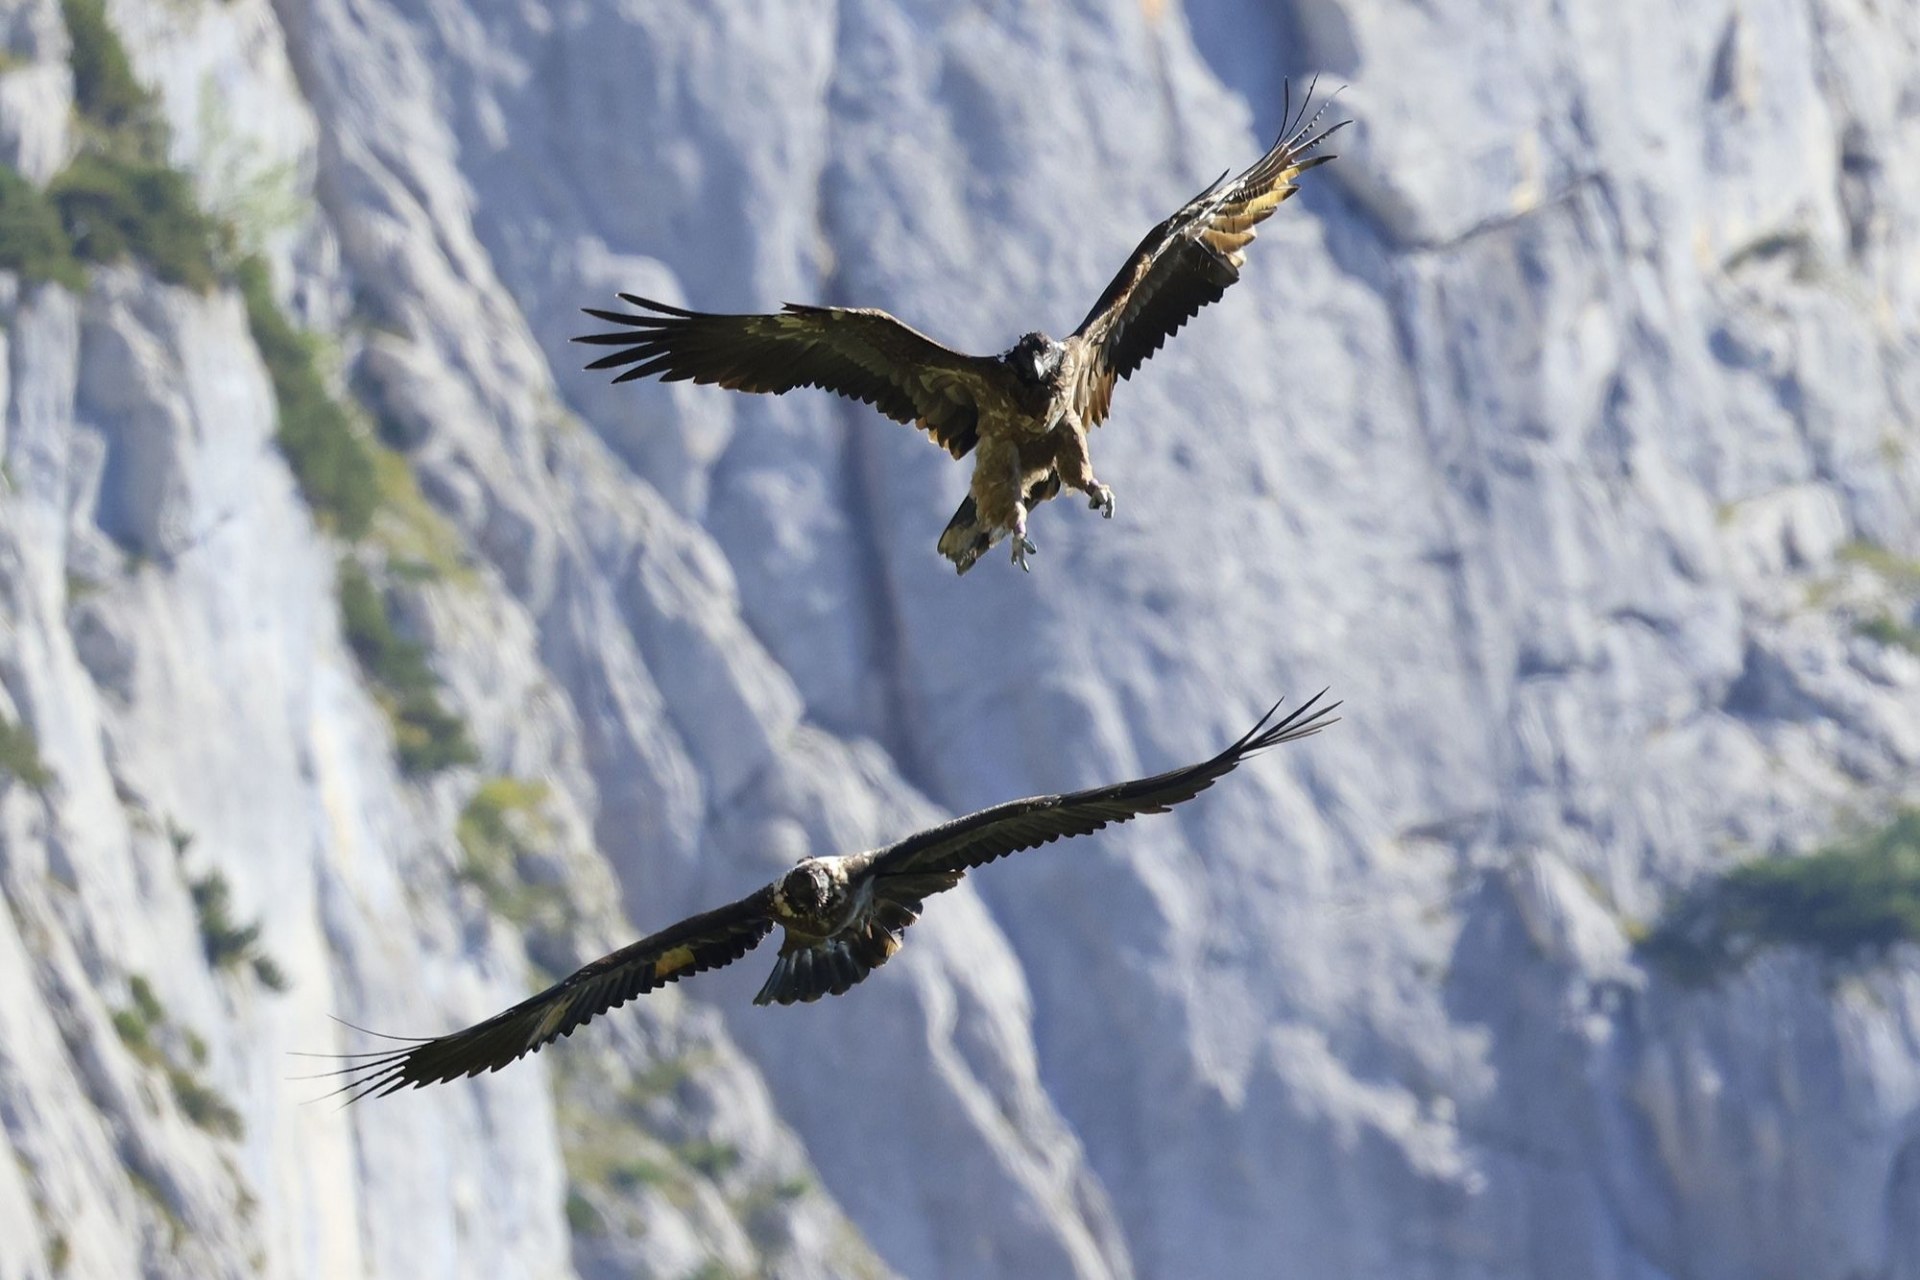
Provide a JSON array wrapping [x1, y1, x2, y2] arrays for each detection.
[[964, 437, 1037, 572], [1051, 419, 1114, 519], [937, 472, 1064, 573], [1005, 455, 1037, 572]]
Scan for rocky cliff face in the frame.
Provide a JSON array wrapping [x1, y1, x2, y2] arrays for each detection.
[[2, 0, 1919, 1277]]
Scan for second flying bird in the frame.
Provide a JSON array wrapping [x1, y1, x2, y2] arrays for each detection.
[[328, 694, 1336, 1102]]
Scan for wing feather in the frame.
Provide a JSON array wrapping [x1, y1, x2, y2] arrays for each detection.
[[577, 296, 999, 458], [872, 693, 1339, 881], [327, 888, 777, 1102], [1071, 80, 1348, 425]]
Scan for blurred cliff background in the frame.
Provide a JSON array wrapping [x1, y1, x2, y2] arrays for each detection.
[[1, 0, 1918, 1276]]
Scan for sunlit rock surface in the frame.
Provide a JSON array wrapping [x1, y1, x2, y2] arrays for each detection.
[[2, 0, 1919, 1276]]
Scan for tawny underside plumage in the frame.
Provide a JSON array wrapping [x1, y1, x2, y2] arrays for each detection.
[[576, 81, 1347, 573], [320, 693, 1338, 1103]]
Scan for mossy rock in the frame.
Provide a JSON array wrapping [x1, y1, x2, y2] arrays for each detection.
[[338, 560, 476, 775], [59, 0, 166, 160], [1642, 811, 1920, 982], [0, 165, 84, 289], [50, 153, 222, 291]]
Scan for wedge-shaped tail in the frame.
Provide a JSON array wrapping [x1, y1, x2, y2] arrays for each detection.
[[753, 877, 953, 1004], [937, 474, 1064, 574]]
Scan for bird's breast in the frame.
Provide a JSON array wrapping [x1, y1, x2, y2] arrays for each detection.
[[1003, 384, 1072, 439], [774, 865, 873, 940]]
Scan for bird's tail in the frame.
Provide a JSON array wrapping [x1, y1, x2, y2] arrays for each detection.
[[753, 918, 904, 1006], [937, 496, 994, 575], [751, 878, 958, 1006], [936, 474, 1063, 575]]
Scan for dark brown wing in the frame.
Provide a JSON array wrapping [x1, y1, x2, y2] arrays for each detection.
[[1070, 80, 1348, 426], [871, 693, 1338, 881], [576, 295, 1003, 458], [327, 888, 777, 1102]]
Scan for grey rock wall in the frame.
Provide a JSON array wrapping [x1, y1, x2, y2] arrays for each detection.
[[2, 0, 1919, 1278]]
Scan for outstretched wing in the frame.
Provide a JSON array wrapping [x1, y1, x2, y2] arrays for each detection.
[[326, 888, 777, 1102], [1070, 80, 1348, 426], [576, 295, 1002, 458], [871, 692, 1338, 881]]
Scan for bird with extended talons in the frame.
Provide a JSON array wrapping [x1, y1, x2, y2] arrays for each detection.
[[576, 80, 1346, 575]]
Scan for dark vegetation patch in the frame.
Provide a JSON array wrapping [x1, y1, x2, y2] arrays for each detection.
[[456, 777, 573, 926], [1855, 613, 1920, 655], [187, 870, 289, 992], [0, 715, 53, 790], [1640, 811, 1920, 982], [45, 1231, 70, 1275], [0, 166, 84, 288], [675, 1139, 743, 1180], [125, 1164, 187, 1244], [338, 560, 476, 775], [47, 0, 223, 290], [112, 975, 244, 1139], [564, 1189, 604, 1237], [48, 153, 222, 290], [59, 0, 165, 159], [236, 257, 380, 538]]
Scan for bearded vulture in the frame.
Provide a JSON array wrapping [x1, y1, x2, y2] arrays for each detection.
[[325, 693, 1336, 1101], [576, 82, 1346, 573]]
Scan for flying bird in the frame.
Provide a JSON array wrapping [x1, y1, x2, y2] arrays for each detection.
[[324, 693, 1337, 1101], [576, 83, 1346, 573]]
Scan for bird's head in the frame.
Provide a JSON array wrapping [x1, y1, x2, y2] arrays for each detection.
[[779, 861, 835, 915], [1007, 332, 1064, 386]]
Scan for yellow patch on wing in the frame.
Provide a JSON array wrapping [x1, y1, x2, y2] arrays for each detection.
[[534, 999, 575, 1043], [653, 945, 697, 978]]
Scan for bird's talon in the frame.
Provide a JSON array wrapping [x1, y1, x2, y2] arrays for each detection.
[[1011, 535, 1038, 572], [1089, 485, 1115, 519]]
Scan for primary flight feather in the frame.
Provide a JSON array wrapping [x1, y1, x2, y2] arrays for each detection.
[[576, 82, 1347, 574], [324, 693, 1337, 1101]]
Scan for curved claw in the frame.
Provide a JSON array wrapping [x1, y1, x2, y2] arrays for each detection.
[[1089, 484, 1115, 519], [1011, 535, 1038, 573]]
